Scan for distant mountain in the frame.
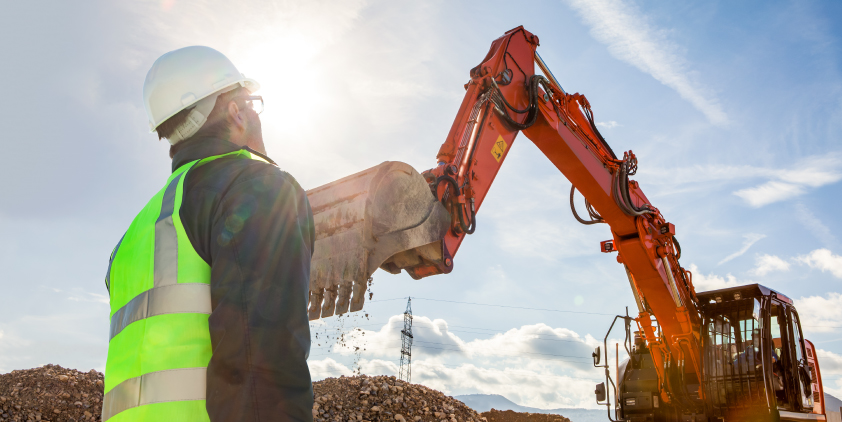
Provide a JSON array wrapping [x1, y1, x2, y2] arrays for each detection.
[[453, 394, 604, 422], [826, 392, 842, 413], [454, 392, 842, 421]]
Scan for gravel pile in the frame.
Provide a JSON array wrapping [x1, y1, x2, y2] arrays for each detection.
[[2, 367, 567, 422], [480, 409, 571, 422], [313, 375, 485, 422], [0, 364, 103, 422]]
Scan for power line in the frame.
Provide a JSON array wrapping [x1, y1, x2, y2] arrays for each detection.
[[309, 344, 595, 365], [309, 360, 605, 383], [311, 337, 594, 360], [411, 297, 616, 316], [322, 297, 840, 329], [323, 322, 594, 344], [349, 296, 616, 316]]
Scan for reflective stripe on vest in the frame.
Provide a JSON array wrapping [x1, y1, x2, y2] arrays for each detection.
[[109, 283, 211, 340], [103, 150, 268, 421], [101, 367, 206, 421]]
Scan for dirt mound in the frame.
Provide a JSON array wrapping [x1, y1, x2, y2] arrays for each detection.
[[480, 409, 570, 422], [0, 364, 104, 422], [2, 366, 555, 422], [313, 375, 484, 422]]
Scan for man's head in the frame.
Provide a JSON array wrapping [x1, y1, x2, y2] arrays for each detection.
[[156, 86, 265, 157], [142, 46, 263, 156]]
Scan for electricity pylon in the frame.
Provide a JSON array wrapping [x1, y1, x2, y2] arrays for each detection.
[[398, 297, 413, 382]]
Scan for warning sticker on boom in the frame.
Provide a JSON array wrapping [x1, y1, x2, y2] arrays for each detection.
[[491, 135, 508, 162]]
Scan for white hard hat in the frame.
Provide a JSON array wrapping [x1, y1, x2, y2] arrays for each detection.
[[143, 46, 260, 134]]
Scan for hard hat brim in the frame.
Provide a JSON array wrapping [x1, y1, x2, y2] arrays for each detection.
[[148, 77, 261, 133]]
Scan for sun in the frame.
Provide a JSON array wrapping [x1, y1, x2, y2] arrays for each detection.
[[229, 29, 325, 143]]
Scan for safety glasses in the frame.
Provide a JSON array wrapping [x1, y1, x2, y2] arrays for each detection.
[[235, 95, 264, 115]]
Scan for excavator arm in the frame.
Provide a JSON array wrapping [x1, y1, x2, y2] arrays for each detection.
[[306, 26, 702, 405]]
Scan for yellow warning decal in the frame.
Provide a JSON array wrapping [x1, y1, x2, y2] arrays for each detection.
[[491, 135, 508, 162]]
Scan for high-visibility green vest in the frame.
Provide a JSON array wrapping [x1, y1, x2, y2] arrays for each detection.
[[102, 150, 267, 421]]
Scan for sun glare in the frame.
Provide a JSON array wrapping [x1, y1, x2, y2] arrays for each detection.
[[231, 31, 324, 144]]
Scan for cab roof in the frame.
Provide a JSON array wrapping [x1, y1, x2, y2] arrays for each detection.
[[696, 283, 792, 305]]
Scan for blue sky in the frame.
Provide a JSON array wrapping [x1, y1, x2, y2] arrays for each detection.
[[1, 0, 841, 410]]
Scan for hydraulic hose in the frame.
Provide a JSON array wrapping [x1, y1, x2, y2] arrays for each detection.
[[457, 199, 477, 234], [433, 175, 461, 199], [570, 186, 604, 225], [434, 175, 476, 235]]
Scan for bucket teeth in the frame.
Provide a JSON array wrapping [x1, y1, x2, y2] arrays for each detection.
[[320, 286, 338, 319], [308, 289, 324, 320], [350, 278, 367, 313], [305, 161, 451, 320]]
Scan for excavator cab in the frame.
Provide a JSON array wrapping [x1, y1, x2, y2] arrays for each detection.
[[697, 284, 821, 421], [612, 284, 823, 422]]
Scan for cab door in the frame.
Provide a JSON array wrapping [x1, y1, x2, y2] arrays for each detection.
[[786, 307, 813, 411]]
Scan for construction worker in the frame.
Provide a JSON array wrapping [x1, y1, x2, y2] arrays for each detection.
[[102, 46, 314, 421]]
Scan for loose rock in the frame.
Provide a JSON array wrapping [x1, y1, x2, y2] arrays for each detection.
[[481, 409, 571, 422], [0, 364, 103, 421], [313, 375, 483, 422]]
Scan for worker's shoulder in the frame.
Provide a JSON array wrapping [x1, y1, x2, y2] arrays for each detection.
[[186, 154, 304, 196]]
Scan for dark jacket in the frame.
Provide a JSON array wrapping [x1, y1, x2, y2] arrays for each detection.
[[173, 137, 314, 421]]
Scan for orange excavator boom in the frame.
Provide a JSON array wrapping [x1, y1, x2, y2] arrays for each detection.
[[304, 26, 824, 419]]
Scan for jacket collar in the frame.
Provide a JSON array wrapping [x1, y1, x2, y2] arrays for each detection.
[[171, 137, 242, 173]]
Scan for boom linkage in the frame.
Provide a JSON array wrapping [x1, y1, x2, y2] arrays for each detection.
[[421, 26, 704, 408]]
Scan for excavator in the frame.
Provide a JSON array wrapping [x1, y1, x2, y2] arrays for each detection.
[[303, 26, 828, 421]]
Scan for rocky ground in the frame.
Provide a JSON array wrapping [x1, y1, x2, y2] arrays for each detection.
[[313, 375, 484, 422], [0, 364, 103, 422], [0, 367, 574, 422], [480, 409, 571, 422]]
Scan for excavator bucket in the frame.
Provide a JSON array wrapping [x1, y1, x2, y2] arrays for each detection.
[[305, 161, 451, 320]]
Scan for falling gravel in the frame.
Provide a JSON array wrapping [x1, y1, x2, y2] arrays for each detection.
[[0, 364, 103, 422]]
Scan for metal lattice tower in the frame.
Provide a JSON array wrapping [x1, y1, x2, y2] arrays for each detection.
[[399, 297, 413, 382]]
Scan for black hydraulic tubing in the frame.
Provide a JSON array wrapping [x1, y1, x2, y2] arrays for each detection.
[[457, 200, 476, 234], [570, 186, 603, 225], [434, 175, 461, 200]]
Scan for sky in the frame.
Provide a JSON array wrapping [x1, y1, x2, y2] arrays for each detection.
[[1, 0, 842, 411]]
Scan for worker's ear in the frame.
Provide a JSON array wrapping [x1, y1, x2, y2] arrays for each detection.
[[227, 100, 246, 132]]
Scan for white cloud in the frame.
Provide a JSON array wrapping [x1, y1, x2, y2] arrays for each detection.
[[734, 181, 806, 208], [794, 203, 839, 249], [464, 323, 599, 366], [639, 153, 842, 207], [596, 121, 620, 129], [315, 315, 607, 408], [750, 254, 790, 276], [816, 349, 842, 398], [307, 357, 602, 409], [797, 249, 842, 279], [689, 264, 749, 291], [333, 316, 598, 367], [795, 293, 842, 334], [565, 0, 728, 125], [308, 357, 398, 380], [718, 233, 766, 265], [411, 361, 600, 409], [732, 154, 842, 207]]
